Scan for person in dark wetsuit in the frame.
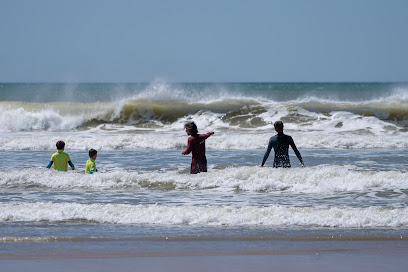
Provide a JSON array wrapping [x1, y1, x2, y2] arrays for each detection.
[[261, 121, 305, 168], [182, 121, 214, 174]]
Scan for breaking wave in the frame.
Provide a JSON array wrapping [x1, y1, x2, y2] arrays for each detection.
[[1, 166, 407, 193], [1, 202, 408, 228], [1, 94, 407, 132]]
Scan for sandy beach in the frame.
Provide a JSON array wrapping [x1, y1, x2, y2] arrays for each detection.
[[2, 237, 408, 272]]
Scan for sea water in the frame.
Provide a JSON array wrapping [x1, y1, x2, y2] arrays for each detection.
[[1, 82, 408, 256]]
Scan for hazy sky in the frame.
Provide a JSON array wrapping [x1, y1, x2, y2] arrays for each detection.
[[1, 0, 407, 82]]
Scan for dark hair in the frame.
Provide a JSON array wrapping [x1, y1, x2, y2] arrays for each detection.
[[89, 148, 97, 158], [184, 121, 198, 135], [274, 121, 284, 133], [56, 141, 65, 150]]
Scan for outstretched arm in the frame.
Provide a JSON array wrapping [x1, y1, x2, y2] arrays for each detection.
[[46, 161, 53, 169], [203, 132, 214, 139]]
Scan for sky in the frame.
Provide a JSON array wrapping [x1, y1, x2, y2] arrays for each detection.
[[1, 0, 407, 83]]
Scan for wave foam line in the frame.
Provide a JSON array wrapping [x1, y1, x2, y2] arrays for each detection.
[[1, 166, 407, 193], [1, 234, 407, 243], [0, 102, 124, 132], [1, 133, 408, 151], [1, 202, 408, 228]]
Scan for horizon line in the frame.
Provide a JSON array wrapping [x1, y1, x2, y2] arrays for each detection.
[[1, 81, 408, 85]]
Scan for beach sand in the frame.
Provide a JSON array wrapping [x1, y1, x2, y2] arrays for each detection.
[[2, 239, 408, 272]]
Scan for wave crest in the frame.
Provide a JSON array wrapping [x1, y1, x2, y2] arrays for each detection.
[[1, 90, 407, 133]]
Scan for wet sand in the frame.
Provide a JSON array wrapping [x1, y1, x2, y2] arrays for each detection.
[[2, 239, 408, 272]]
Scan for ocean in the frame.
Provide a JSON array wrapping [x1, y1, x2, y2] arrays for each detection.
[[1, 82, 408, 262]]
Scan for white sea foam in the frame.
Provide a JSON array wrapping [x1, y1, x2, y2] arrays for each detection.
[[1, 132, 407, 151], [0, 102, 124, 132], [1, 166, 407, 193], [0, 107, 79, 131], [1, 202, 407, 228]]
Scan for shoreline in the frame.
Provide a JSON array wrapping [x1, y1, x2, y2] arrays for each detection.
[[2, 239, 408, 272]]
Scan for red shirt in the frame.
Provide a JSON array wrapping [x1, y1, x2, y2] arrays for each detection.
[[182, 132, 213, 173]]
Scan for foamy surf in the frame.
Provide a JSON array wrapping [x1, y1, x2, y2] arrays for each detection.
[[1, 132, 408, 150], [1, 166, 407, 193], [1, 202, 408, 228], [1, 83, 408, 242]]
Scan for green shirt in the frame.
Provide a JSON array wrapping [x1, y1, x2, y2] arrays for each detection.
[[85, 158, 97, 174], [50, 150, 71, 171]]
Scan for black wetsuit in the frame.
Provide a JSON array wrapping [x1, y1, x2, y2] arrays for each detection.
[[261, 133, 303, 168]]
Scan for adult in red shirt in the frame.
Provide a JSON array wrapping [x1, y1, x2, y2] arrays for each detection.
[[182, 121, 214, 174]]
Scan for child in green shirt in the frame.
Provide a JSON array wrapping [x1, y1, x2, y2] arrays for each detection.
[[46, 141, 75, 171], [85, 149, 98, 174]]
